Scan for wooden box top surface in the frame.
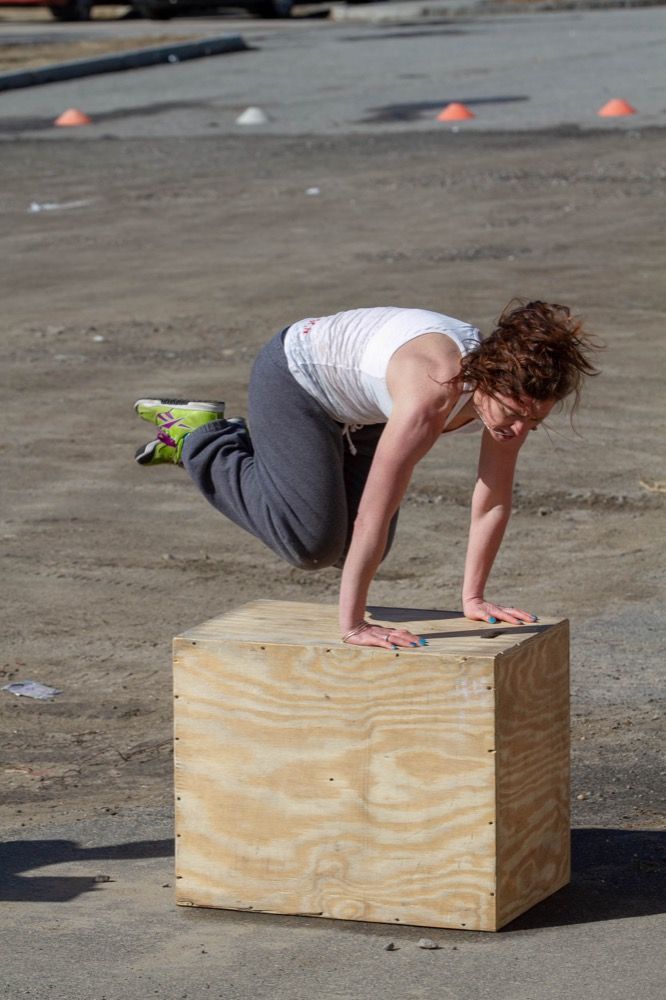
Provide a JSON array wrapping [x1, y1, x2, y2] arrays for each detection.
[[175, 600, 565, 659]]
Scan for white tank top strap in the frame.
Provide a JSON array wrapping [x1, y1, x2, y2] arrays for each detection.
[[360, 309, 480, 379]]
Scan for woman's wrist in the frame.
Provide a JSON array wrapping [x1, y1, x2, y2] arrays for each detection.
[[341, 621, 369, 643]]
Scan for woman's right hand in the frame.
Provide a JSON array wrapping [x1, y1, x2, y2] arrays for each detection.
[[342, 621, 428, 650]]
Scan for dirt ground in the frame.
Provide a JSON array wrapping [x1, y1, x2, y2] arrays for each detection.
[[0, 34, 195, 74], [0, 5, 208, 73], [0, 126, 664, 839]]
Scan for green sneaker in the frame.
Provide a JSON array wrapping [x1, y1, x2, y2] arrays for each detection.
[[135, 397, 226, 426], [134, 439, 179, 466], [133, 397, 226, 466]]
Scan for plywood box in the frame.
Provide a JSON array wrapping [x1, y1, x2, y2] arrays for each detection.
[[173, 601, 570, 931]]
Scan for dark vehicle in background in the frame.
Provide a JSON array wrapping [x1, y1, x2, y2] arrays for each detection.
[[133, 0, 296, 17], [0, 0, 297, 21]]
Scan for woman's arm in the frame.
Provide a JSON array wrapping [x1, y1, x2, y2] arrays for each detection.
[[339, 335, 464, 648], [339, 403, 443, 647], [462, 428, 537, 625]]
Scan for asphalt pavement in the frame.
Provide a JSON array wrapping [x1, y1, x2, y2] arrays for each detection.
[[0, 5, 665, 135], [2, 793, 664, 999]]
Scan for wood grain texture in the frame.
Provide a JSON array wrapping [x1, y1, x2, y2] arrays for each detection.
[[495, 621, 571, 927], [173, 601, 569, 931]]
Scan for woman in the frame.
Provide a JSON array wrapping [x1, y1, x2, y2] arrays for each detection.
[[133, 300, 598, 649]]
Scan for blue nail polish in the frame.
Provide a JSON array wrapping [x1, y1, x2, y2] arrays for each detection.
[[488, 616, 497, 624], [410, 642, 418, 647], [391, 644, 398, 650]]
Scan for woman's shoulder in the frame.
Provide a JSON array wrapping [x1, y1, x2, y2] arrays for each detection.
[[385, 308, 481, 350]]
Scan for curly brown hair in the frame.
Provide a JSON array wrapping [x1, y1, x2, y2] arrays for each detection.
[[459, 300, 600, 410]]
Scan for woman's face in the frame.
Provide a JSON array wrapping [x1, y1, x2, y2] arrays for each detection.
[[472, 390, 555, 442]]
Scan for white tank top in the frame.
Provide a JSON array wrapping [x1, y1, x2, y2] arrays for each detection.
[[283, 306, 482, 431]]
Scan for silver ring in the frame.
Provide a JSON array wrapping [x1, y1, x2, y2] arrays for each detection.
[[384, 633, 391, 642]]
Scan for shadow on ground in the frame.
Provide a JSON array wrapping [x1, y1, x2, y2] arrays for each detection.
[[506, 828, 666, 930], [359, 95, 529, 123], [0, 836, 173, 902], [1, 828, 664, 929]]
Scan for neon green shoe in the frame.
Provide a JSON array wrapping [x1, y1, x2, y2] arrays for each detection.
[[133, 397, 226, 466], [135, 397, 226, 427]]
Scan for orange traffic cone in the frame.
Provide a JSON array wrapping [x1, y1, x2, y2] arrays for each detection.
[[54, 108, 92, 127], [437, 102, 475, 122], [597, 98, 637, 118]]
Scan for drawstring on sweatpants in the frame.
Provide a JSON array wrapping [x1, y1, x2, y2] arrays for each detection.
[[341, 423, 363, 455]]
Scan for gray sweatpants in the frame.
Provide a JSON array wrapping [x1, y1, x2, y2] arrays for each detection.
[[182, 329, 398, 569]]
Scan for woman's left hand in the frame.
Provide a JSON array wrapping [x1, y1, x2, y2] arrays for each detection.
[[463, 597, 538, 626]]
